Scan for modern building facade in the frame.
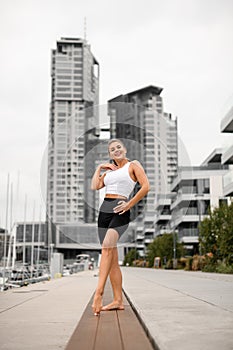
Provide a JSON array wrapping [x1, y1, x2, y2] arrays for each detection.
[[0, 228, 10, 264], [221, 105, 233, 197], [169, 162, 229, 253], [15, 222, 48, 264], [154, 193, 174, 237], [47, 37, 99, 226]]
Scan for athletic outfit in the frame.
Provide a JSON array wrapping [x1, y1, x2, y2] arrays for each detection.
[[98, 162, 136, 244]]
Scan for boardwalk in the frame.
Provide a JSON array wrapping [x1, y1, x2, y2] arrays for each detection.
[[1, 268, 233, 350]]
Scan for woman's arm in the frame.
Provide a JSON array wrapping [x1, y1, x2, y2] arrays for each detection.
[[91, 163, 118, 190], [128, 161, 150, 208], [91, 165, 105, 190], [114, 161, 150, 214]]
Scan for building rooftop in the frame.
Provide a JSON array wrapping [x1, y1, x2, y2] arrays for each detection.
[[108, 85, 163, 103]]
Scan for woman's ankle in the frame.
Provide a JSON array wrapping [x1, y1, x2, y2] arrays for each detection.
[[95, 288, 104, 296]]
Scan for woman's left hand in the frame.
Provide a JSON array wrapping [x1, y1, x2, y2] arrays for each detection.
[[113, 201, 130, 215]]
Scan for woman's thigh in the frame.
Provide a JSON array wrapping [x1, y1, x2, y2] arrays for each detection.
[[102, 228, 119, 248]]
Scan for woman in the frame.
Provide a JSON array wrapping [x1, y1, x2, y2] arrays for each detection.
[[91, 138, 150, 315]]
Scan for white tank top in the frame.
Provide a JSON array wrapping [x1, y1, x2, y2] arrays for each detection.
[[104, 162, 136, 198]]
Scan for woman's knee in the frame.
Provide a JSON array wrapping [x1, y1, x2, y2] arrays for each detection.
[[101, 247, 115, 256]]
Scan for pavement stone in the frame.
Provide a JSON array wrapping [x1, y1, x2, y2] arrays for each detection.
[[0, 270, 97, 350], [122, 267, 233, 350]]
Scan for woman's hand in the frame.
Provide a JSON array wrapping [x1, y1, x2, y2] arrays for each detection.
[[113, 201, 130, 215], [99, 163, 118, 171]]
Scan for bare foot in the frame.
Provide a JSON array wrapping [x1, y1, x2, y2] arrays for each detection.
[[101, 301, 124, 311], [92, 293, 103, 315]]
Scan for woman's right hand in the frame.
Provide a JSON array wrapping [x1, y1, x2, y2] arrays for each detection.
[[99, 163, 118, 171]]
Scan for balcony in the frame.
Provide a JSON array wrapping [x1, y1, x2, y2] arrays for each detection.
[[136, 234, 144, 241], [223, 168, 233, 196], [156, 228, 171, 235], [222, 144, 233, 164], [180, 236, 199, 244], [156, 197, 172, 208], [171, 208, 208, 228], [171, 193, 210, 210], [136, 243, 145, 249], [220, 105, 233, 133], [144, 238, 153, 244], [155, 214, 171, 223]]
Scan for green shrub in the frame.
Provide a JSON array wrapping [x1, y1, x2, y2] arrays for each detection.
[[123, 249, 139, 266], [215, 262, 233, 274], [202, 263, 217, 273]]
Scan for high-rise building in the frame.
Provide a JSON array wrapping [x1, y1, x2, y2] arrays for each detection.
[[108, 86, 178, 256], [47, 38, 99, 225], [108, 86, 178, 215]]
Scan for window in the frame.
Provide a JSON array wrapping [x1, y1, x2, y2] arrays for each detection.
[[57, 75, 71, 80], [56, 69, 72, 74], [56, 93, 72, 98]]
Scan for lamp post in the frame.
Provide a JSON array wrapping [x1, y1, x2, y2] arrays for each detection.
[[173, 229, 177, 269], [195, 194, 204, 256]]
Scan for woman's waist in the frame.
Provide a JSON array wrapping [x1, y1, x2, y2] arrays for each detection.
[[105, 193, 127, 200]]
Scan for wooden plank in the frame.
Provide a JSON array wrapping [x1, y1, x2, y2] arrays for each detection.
[[117, 293, 154, 350], [94, 281, 123, 350], [65, 280, 154, 350], [94, 310, 123, 350], [65, 295, 98, 350]]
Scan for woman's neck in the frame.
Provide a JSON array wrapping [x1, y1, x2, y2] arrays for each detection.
[[115, 159, 128, 168]]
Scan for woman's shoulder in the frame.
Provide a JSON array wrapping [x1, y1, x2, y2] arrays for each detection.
[[130, 160, 143, 168]]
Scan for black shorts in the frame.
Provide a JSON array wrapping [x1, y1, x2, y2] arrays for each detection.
[[98, 198, 130, 245]]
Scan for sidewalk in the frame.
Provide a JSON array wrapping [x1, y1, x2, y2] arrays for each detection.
[[122, 267, 233, 350], [0, 270, 97, 350], [1, 267, 233, 350]]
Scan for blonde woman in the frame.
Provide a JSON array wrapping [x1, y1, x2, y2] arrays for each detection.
[[91, 139, 150, 315]]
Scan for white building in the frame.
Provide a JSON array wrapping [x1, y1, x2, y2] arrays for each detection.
[[170, 161, 229, 253], [220, 105, 233, 198], [154, 193, 174, 237]]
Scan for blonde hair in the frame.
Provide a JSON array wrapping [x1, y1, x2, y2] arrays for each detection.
[[108, 138, 125, 150]]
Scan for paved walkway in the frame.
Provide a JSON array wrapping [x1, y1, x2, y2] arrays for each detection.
[[122, 268, 233, 350], [1, 268, 233, 350], [0, 270, 97, 350]]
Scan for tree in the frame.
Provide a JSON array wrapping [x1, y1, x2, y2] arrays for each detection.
[[199, 202, 233, 265], [147, 233, 183, 267], [123, 248, 139, 266]]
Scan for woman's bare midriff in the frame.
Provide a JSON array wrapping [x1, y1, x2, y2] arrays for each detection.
[[105, 194, 127, 200]]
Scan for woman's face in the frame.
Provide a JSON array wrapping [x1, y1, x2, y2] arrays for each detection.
[[108, 141, 126, 161]]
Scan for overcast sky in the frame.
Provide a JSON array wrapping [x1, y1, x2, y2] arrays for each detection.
[[0, 0, 233, 225]]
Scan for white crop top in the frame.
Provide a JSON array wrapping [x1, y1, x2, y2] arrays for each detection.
[[104, 162, 136, 198]]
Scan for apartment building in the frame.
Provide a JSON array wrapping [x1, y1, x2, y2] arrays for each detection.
[[108, 85, 178, 256], [170, 161, 229, 253], [47, 37, 99, 225], [221, 105, 233, 197]]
